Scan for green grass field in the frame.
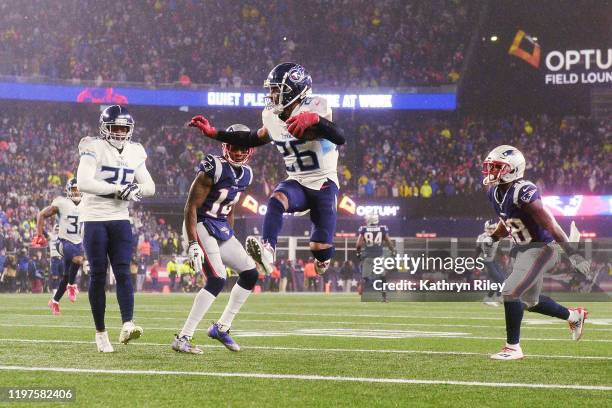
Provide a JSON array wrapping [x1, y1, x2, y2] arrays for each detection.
[[0, 293, 610, 407]]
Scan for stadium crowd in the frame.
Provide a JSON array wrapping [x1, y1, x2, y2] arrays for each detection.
[[0, 0, 471, 88], [0, 109, 609, 294]]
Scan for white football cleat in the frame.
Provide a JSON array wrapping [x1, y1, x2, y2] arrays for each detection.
[[568, 307, 588, 341], [482, 295, 500, 307], [95, 331, 114, 353], [314, 259, 330, 275], [490, 344, 524, 360], [246, 236, 274, 275], [119, 321, 143, 344]]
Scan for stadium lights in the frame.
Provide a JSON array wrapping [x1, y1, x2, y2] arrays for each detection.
[[490, 35, 499, 42]]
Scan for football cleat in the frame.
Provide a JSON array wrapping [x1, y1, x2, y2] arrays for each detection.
[[118, 321, 143, 344], [95, 331, 114, 353], [315, 259, 330, 275], [171, 334, 203, 355], [490, 344, 524, 360], [67, 284, 78, 303], [208, 322, 240, 352], [246, 236, 274, 275], [48, 299, 60, 315], [482, 295, 500, 307], [568, 307, 588, 341]]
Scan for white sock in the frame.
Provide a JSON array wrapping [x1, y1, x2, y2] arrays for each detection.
[[180, 289, 216, 338], [567, 309, 580, 323], [217, 284, 251, 331], [506, 342, 521, 350]]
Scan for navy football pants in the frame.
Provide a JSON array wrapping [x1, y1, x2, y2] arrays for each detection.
[[83, 220, 134, 331]]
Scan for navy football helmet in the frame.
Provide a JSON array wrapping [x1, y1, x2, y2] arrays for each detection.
[[99, 105, 134, 150], [264, 62, 312, 115], [65, 177, 81, 204], [223, 124, 254, 166]]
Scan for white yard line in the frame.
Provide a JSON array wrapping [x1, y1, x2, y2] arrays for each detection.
[[2, 314, 611, 331], [0, 338, 610, 361], [0, 365, 610, 391], [2, 322, 612, 342]]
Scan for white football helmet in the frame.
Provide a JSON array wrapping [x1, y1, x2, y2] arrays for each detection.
[[365, 214, 379, 226], [482, 145, 526, 186]]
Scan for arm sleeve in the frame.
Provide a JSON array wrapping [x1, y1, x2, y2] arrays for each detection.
[[134, 162, 155, 197], [214, 129, 268, 147], [76, 154, 117, 195], [312, 117, 345, 145]]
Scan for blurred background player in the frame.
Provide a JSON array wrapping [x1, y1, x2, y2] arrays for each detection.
[[172, 126, 259, 355], [481, 145, 591, 360], [48, 224, 63, 295], [188, 62, 345, 276], [356, 213, 396, 302], [32, 178, 83, 315], [76, 105, 155, 352], [476, 219, 505, 306]]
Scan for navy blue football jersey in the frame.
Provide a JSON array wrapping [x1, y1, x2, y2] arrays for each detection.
[[358, 225, 389, 258], [196, 154, 253, 241], [487, 180, 553, 244]]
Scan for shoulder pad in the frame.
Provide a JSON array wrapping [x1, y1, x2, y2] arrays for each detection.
[[198, 154, 223, 184], [50, 196, 64, 208], [243, 165, 254, 186], [78, 136, 100, 159], [513, 181, 539, 206], [300, 96, 332, 120]]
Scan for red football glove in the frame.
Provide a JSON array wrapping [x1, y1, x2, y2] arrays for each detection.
[[32, 234, 48, 247], [286, 112, 320, 139], [188, 115, 218, 138]]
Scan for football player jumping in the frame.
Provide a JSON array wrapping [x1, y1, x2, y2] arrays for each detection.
[[189, 62, 345, 276], [172, 125, 260, 355], [481, 145, 590, 360], [76, 105, 155, 352], [33, 178, 84, 314]]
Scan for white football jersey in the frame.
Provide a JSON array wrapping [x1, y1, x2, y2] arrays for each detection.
[[51, 196, 82, 244], [49, 232, 61, 257], [477, 232, 499, 262], [78, 137, 147, 222], [262, 96, 339, 190]]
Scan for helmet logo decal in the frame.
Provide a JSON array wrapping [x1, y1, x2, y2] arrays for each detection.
[[288, 66, 306, 83], [501, 149, 514, 157]]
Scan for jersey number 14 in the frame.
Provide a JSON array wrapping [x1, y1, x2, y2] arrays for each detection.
[[206, 189, 241, 217]]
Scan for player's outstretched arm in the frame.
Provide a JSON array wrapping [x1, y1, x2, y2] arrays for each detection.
[[523, 199, 570, 247], [33, 205, 57, 245], [134, 162, 155, 197], [76, 154, 119, 196], [184, 172, 213, 243], [523, 198, 591, 276], [188, 115, 270, 147]]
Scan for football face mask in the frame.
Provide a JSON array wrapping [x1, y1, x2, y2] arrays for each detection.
[[482, 160, 511, 186], [222, 143, 254, 166]]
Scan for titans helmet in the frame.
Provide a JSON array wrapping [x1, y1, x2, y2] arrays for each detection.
[[99, 105, 134, 150], [482, 145, 526, 186], [65, 177, 81, 204], [222, 124, 255, 166], [264, 62, 312, 115]]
